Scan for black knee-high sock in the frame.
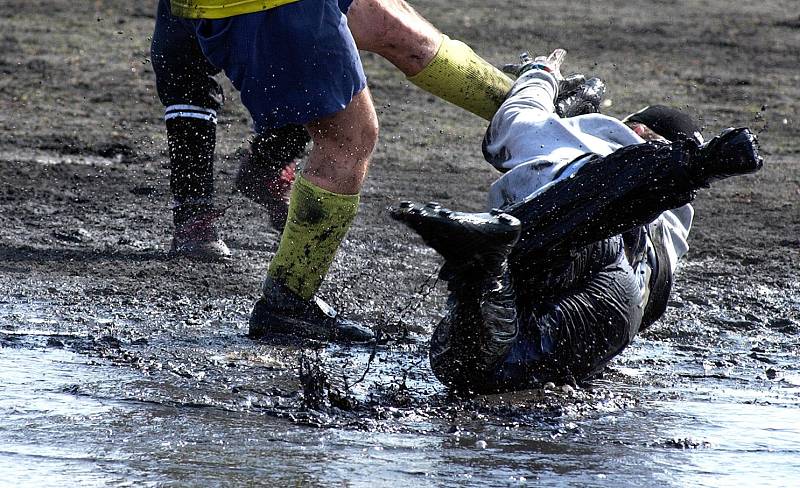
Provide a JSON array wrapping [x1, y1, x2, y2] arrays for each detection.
[[166, 116, 216, 224]]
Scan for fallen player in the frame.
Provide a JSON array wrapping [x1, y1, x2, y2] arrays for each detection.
[[391, 50, 763, 393]]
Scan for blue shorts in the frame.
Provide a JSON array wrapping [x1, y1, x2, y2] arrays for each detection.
[[190, 0, 365, 132]]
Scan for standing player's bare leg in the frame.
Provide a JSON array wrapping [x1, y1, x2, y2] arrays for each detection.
[[237, 0, 515, 219], [249, 88, 379, 342], [301, 89, 379, 195], [234, 0, 514, 235]]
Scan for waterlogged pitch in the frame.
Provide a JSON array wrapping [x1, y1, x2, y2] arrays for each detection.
[[1, 0, 799, 485]]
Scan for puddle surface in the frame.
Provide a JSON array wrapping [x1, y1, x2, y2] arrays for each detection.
[[2, 295, 800, 486]]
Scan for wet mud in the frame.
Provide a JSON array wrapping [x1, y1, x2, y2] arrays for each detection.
[[1, 0, 799, 485]]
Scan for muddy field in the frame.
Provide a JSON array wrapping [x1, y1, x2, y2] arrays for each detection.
[[1, 0, 799, 486]]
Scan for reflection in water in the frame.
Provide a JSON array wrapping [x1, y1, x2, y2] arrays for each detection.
[[0, 347, 124, 487]]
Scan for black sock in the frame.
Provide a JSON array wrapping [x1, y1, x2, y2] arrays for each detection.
[[249, 124, 310, 167], [166, 116, 216, 225]]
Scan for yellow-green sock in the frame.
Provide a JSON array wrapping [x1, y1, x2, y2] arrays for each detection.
[[267, 175, 359, 300], [408, 35, 513, 121]]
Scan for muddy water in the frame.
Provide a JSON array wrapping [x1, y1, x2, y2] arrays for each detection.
[[2, 288, 799, 487]]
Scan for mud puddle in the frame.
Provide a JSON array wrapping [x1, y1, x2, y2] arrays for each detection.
[[2, 293, 799, 486]]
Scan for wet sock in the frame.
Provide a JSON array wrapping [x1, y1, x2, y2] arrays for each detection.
[[166, 115, 216, 217], [267, 176, 359, 300], [173, 201, 215, 228], [408, 35, 513, 121]]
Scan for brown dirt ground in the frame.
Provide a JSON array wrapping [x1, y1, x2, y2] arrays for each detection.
[[0, 0, 798, 398]]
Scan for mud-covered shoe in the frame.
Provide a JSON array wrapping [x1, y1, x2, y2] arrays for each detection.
[[390, 201, 521, 279], [248, 277, 374, 343], [169, 208, 231, 262], [691, 127, 763, 185], [235, 157, 296, 232]]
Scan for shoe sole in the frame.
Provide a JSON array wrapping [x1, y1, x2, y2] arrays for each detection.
[[390, 201, 521, 265]]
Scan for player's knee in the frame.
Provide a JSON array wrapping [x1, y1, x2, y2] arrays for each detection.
[[359, 110, 380, 156], [335, 120, 379, 164], [309, 91, 379, 162]]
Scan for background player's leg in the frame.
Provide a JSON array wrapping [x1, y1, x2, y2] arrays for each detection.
[[151, 0, 228, 260]]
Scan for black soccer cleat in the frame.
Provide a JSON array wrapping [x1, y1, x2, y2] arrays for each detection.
[[691, 127, 763, 185], [248, 277, 374, 343], [390, 201, 521, 279]]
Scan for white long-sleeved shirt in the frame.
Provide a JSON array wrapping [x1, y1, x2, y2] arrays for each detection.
[[483, 69, 693, 275]]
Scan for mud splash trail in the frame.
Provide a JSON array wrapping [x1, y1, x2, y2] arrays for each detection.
[[2, 0, 800, 485]]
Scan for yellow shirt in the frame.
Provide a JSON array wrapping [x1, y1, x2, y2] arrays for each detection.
[[170, 0, 301, 19]]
